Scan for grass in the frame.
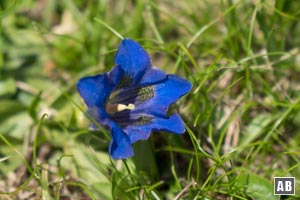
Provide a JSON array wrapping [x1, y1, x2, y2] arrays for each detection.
[[1, 0, 300, 199]]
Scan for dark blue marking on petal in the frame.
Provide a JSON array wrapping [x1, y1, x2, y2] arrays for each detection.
[[108, 65, 124, 88], [108, 65, 134, 89], [135, 85, 154, 105], [110, 110, 154, 128], [131, 115, 154, 126], [107, 84, 154, 106], [116, 75, 133, 89]]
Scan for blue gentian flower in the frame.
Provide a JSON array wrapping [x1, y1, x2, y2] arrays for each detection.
[[77, 38, 192, 159]]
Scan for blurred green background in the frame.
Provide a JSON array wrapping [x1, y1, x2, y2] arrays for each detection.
[[1, 0, 300, 199]]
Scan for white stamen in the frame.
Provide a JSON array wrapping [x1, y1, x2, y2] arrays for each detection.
[[117, 103, 135, 112]]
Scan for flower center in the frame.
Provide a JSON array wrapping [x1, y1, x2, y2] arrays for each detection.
[[106, 102, 135, 115], [105, 83, 154, 115], [105, 85, 156, 128]]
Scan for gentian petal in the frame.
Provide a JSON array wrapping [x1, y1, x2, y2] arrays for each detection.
[[134, 75, 192, 115], [108, 64, 125, 88], [87, 106, 111, 126], [114, 38, 151, 84], [125, 113, 186, 143], [77, 74, 112, 108], [109, 122, 134, 159], [139, 66, 167, 85]]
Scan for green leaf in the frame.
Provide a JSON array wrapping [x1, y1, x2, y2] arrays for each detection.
[[28, 91, 42, 120], [0, 112, 32, 139], [62, 140, 112, 199], [239, 114, 274, 147], [0, 138, 23, 174], [0, 100, 26, 121], [111, 171, 135, 200], [235, 173, 279, 200], [133, 140, 158, 180], [0, 78, 16, 97]]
